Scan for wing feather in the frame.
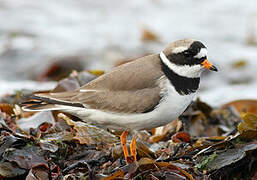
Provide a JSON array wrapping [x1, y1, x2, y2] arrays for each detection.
[[24, 54, 164, 113]]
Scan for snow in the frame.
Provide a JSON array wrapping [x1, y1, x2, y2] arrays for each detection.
[[0, 0, 256, 106]]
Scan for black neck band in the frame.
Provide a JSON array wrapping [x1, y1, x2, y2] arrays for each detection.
[[160, 60, 200, 95]]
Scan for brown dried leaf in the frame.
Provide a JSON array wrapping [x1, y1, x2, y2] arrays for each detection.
[[189, 114, 209, 136], [0, 162, 26, 178], [141, 28, 159, 42], [38, 56, 84, 81], [5, 146, 48, 169], [59, 113, 118, 144], [231, 60, 247, 69], [137, 158, 194, 180], [0, 103, 14, 116], [103, 169, 124, 180], [238, 122, 255, 133], [188, 137, 225, 155], [238, 113, 257, 135], [238, 130, 257, 140], [241, 112, 257, 127], [222, 99, 257, 114], [165, 173, 187, 180], [172, 132, 191, 143], [149, 119, 182, 143], [194, 98, 213, 117], [26, 166, 49, 180], [41, 131, 75, 143], [137, 157, 156, 171], [111, 144, 123, 160], [136, 140, 156, 159], [156, 162, 194, 180]]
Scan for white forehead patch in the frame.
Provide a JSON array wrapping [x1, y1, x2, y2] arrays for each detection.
[[194, 48, 208, 59], [172, 46, 188, 54]]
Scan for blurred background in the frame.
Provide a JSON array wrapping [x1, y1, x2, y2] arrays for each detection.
[[0, 0, 256, 106]]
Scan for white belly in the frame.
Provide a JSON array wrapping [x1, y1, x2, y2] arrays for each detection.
[[64, 79, 196, 131]]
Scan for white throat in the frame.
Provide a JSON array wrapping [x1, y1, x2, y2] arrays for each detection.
[[160, 51, 203, 78]]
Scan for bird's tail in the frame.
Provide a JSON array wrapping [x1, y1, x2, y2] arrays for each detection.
[[21, 96, 68, 112], [21, 91, 84, 112]]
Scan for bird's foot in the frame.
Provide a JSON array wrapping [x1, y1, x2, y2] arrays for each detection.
[[120, 131, 137, 164]]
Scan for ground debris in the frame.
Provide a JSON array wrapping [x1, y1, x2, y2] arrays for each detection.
[[1, 73, 257, 179]]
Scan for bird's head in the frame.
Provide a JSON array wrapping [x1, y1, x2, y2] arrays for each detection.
[[160, 39, 218, 78]]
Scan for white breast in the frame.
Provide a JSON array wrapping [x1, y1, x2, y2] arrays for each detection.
[[139, 77, 196, 129], [63, 78, 196, 131]]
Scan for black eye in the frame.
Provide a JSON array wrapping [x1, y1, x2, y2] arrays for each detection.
[[183, 50, 194, 57]]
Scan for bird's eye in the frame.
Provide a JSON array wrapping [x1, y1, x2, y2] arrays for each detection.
[[183, 50, 193, 57]]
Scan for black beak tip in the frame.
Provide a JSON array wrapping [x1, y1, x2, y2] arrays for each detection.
[[210, 65, 218, 72]]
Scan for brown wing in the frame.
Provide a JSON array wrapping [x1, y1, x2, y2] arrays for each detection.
[[81, 54, 163, 91], [34, 86, 161, 113], [77, 87, 160, 113], [32, 54, 164, 113]]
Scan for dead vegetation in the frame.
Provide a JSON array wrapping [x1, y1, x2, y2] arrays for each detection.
[[0, 71, 257, 179]]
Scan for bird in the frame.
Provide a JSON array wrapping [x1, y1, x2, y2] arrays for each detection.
[[22, 39, 218, 163]]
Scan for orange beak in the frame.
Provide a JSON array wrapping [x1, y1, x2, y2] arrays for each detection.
[[201, 59, 218, 71]]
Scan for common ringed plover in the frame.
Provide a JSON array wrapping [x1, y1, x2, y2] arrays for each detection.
[[23, 39, 218, 163]]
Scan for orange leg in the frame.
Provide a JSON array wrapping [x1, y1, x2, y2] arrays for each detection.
[[130, 136, 137, 161], [120, 131, 129, 162]]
